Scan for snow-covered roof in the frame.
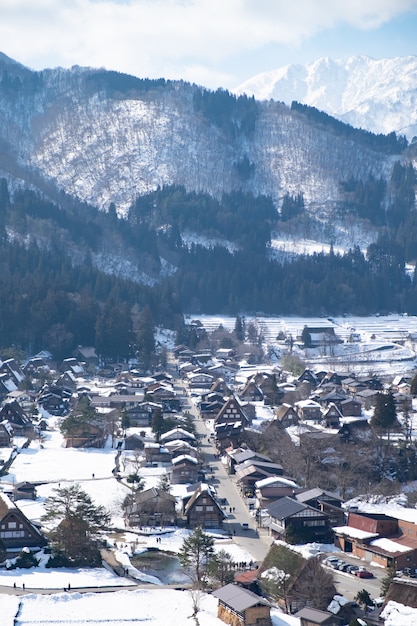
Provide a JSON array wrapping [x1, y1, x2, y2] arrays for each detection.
[[333, 525, 379, 540], [370, 537, 413, 554], [255, 476, 299, 489]]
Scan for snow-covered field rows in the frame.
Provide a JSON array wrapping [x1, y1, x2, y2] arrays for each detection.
[[191, 314, 417, 374]]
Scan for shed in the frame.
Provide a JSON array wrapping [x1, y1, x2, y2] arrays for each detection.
[[295, 606, 341, 626], [212, 583, 271, 626]]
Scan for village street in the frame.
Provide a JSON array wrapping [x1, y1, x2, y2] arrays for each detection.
[[167, 353, 272, 563], [167, 351, 386, 600]]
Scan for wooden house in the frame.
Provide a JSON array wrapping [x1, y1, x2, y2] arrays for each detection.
[[184, 484, 226, 528], [169, 454, 200, 484], [0, 401, 33, 436], [187, 371, 215, 389], [255, 476, 301, 509], [226, 448, 274, 476], [298, 369, 319, 387], [238, 379, 264, 403], [143, 443, 172, 466], [212, 583, 271, 626], [160, 427, 196, 445], [295, 488, 344, 526], [274, 404, 298, 427], [295, 399, 322, 423], [321, 403, 342, 428], [0, 420, 13, 447], [123, 433, 145, 450], [215, 396, 250, 428], [0, 359, 25, 387], [340, 398, 362, 417], [235, 459, 285, 497], [265, 496, 331, 543], [73, 346, 99, 368], [124, 487, 176, 527], [13, 481, 37, 501], [0, 493, 46, 550]]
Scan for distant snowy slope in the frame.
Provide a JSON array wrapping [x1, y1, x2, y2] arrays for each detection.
[[234, 56, 417, 140]]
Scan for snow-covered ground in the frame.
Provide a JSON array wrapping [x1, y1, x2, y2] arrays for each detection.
[[190, 313, 417, 375]]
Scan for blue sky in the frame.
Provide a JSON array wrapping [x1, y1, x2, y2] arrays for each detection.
[[1, 0, 417, 90]]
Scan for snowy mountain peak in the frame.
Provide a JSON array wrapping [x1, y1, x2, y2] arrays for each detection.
[[234, 55, 417, 140]]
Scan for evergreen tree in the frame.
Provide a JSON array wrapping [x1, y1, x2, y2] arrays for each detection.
[[380, 565, 397, 597], [207, 549, 236, 586], [42, 484, 110, 565], [371, 391, 397, 440], [151, 406, 164, 442], [178, 526, 215, 587], [354, 588, 373, 610], [233, 315, 245, 342]]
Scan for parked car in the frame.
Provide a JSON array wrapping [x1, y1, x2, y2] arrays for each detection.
[[339, 562, 351, 572], [347, 565, 360, 575], [323, 557, 339, 567], [356, 568, 374, 578]]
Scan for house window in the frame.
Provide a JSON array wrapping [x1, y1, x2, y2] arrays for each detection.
[[8, 522, 16, 529], [196, 506, 203, 511], [206, 506, 213, 511], [303, 520, 325, 527]]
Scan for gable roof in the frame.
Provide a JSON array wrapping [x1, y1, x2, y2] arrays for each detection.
[[266, 496, 308, 520], [184, 484, 226, 518], [212, 583, 270, 611]]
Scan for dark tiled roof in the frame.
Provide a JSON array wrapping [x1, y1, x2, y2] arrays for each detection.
[[266, 496, 307, 520]]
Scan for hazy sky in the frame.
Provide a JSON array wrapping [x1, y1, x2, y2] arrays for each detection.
[[1, 0, 417, 90]]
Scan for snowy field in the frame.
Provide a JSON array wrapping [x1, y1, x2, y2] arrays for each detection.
[[190, 313, 417, 375]]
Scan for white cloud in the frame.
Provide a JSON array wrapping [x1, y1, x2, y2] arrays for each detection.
[[0, 0, 416, 88]]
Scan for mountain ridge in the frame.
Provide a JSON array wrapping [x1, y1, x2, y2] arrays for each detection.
[[0, 52, 404, 226], [234, 55, 417, 141]]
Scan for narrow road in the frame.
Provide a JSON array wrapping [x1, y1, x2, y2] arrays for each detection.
[[167, 353, 271, 563]]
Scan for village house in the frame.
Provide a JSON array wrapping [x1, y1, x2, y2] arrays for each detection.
[[339, 398, 362, 417], [238, 378, 264, 403], [295, 488, 345, 527], [295, 607, 340, 626], [255, 476, 301, 509], [235, 459, 285, 497], [143, 443, 172, 466], [295, 399, 322, 423], [225, 448, 274, 475], [274, 404, 299, 427], [0, 492, 46, 551], [183, 483, 226, 528], [169, 454, 200, 484], [73, 346, 99, 368], [0, 400, 33, 436], [124, 487, 176, 527], [212, 583, 272, 626], [265, 496, 332, 543], [159, 426, 196, 445], [0, 419, 13, 447], [321, 403, 342, 429], [187, 371, 215, 389]]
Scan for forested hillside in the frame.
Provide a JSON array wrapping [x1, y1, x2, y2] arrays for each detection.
[[0, 55, 416, 362]]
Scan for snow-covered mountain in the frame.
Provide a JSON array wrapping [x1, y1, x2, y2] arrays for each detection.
[[0, 52, 404, 226], [234, 56, 417, 141]]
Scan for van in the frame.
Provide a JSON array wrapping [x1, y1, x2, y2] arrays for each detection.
[[241, 523, 249, 531]]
